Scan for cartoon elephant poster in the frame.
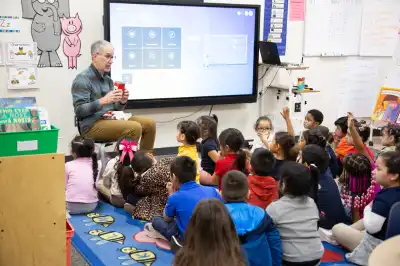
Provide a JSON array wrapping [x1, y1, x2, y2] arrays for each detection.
[[21, 0, 70, 68]]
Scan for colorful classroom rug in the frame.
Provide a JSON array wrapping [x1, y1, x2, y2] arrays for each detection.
[[69, 201, 355, 266]]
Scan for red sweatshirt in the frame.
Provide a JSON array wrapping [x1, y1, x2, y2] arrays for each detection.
[[247, 174, 278, 209]]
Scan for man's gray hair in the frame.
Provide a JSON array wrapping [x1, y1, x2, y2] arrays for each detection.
[[91, 40, 112, 55]]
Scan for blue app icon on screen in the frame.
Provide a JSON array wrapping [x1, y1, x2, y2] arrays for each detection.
[[143, 27, 162, 48], [162, 50, 181, 69], [143, 49, 162, 69], [162, 28, 181, 49], [122, 49, 143, 69], [122, 27, 143, 49]]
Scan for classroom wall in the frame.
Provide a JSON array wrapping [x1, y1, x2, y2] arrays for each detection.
[[0, 0, 394, 154]]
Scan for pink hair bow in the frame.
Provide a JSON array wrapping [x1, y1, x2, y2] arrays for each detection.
[[119, 140, 138, 163]]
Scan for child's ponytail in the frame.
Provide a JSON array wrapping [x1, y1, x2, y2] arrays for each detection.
[[115, 138, 139, 200], [212, 114, 219, 124], [235, 149, 249, 176], [308, 163, 325, 227], [91, 152, 98, 185], [308, 164, 320, 207]]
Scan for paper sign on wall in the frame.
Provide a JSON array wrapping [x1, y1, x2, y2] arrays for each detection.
[[6, 42, 36, 63], [290, 0, 305, 21], [0, 16, 21, 33], [7, 66, 38, 89]]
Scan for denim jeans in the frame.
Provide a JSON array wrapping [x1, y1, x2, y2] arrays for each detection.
[[151, 214, 180, 241]]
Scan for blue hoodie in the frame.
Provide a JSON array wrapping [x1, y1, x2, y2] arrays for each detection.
[[226, 202, 282, 266]]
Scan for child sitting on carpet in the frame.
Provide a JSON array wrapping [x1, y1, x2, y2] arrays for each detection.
[[173, 198, 247, 266], [332, 151, 400, 266], [247, 148, 278, 209], [301, 144, 351, 230], [266, 161, 323, 266], [97, 137, 151, 208], [301, 126, 339, 178], [251, 108, 295, 154], [196, 115, 219, 185], [223, 170, 282, 266], [65, 136, 99, 214], [269, 132, 298, 180], [340, 153, 376, 222], [346, 113, 374, 163], [176, 121, 201, 183], [114, 138, 172, 221], [251, 115, 274, 152], [150, 156, 222, 242], [380, 124, 400, 153], [212, 128, 249, 190], [303, 109, 324, 130]]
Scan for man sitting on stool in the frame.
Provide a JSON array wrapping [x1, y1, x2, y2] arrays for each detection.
[[71, 40, 156, 153]]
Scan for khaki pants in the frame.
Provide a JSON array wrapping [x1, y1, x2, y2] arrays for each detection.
[[84, 116, 156, 153], [332, 219, 365, 251]]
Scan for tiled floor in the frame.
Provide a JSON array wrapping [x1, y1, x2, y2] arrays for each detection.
[[71, 245, 89, 266]]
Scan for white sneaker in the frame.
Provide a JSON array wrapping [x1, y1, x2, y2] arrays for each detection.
[[144, 223, 168, 241], [319, 228, 338, 245]]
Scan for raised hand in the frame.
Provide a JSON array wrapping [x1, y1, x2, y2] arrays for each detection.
[[280, 107, 290, 120]]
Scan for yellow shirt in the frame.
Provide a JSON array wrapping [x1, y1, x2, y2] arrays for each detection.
[[178, 145, 200, 183]]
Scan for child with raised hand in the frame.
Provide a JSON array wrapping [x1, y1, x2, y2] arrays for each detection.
[[151, 156, 222, 242], [176, 121, 201, 183], [248, 148, 279, 209], [380, 124, 400, 153], [333, 151, 400, 266], [303, 109, 324, 129], [269, 132, 299, 180], [346, 113, 374, 162], [196, 115, 219, 185], [301, 144, 351, 229], [222, 170, 282, 266], [251, 108, 294, 153], [65, 136, 99, 214], [266, 161, 323, 266], [174, 198, 247, 266], [212, 128, 249, 190]]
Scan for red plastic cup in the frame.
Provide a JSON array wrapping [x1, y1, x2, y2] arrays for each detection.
[[114, 81, 125, 91]]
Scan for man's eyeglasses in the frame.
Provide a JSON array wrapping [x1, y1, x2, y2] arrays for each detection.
[[95, 53, 115, 61]]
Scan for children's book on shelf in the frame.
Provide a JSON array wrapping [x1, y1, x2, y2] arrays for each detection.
[[27, 107, 50, 130], [0, 97, 36, 108], [0, 107, 40, 133], [371, 87, 400, 124]]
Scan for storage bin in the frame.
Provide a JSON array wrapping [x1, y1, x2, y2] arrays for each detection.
[[0, 125, 59, 157], [66, 220, 74, 266]]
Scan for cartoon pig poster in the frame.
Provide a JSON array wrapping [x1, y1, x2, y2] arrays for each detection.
[[61, 13, 82, 69]]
